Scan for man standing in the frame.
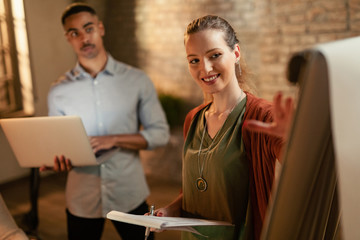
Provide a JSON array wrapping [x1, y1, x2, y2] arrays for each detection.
[[45, 3, 169, 239]]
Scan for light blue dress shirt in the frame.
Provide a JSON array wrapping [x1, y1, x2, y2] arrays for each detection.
[[47, 54, 170, 218]]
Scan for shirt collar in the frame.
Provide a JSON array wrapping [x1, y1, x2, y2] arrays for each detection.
[[102, 53, 116, 75], [72, 53, 116, 79]]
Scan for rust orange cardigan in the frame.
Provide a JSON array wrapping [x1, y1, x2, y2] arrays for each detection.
[[183, 92, 283, 240]]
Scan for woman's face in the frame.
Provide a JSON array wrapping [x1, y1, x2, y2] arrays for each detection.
[[185, 29, 240, 95]]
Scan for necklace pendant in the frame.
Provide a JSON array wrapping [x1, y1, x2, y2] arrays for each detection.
[[196, 177, 208, 192]]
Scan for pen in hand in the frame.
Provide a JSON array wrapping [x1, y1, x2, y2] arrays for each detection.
[[144, 205, 155, 240]]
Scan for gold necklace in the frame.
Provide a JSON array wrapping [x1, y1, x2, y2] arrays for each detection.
[[196, 121, 212, 192], [196, 91, 244, 192]]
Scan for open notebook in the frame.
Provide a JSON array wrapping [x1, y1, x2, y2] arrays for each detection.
[[0, 116, 118, 167], [107, 210, 233, 236]]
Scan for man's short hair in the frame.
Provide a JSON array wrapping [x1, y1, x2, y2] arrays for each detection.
[[61, 3, 97, 25]]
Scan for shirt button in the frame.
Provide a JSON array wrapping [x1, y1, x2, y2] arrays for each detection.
[[94, 80, 98, 85]]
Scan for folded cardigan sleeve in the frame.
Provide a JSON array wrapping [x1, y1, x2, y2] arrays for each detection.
[[242, 92, 284, 240]]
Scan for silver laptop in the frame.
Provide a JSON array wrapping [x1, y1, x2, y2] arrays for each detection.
[[0, 116, 116, 167]]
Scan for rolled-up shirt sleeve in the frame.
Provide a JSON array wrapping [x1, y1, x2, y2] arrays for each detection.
[[138, 75, 170, 150]]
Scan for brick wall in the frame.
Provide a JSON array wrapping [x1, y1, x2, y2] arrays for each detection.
[[255, 0, 360, 100], [82, 0, 360, 181], [90, 0, 360, 103]]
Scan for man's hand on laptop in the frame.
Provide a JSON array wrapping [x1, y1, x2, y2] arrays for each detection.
[[40, 155, 73, 172]]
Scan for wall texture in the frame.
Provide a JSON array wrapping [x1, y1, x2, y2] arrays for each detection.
[[2, 0, 359, 184], [95, 0, 360, 103], [82, 0, 360, 182]]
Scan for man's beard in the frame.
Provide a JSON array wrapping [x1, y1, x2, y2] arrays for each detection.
[[80, 43, 98, 59]]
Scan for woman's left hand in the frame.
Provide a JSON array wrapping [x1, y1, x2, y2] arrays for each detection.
[[243, 92, 294, 140]]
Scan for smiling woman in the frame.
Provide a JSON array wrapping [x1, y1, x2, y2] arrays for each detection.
[[151, 15, 294, 240]]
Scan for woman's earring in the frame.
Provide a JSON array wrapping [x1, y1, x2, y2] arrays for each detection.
[[237, 61, 242, 76]]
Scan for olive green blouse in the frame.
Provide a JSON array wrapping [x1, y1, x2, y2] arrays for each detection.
[[182, 97, 252, 240]]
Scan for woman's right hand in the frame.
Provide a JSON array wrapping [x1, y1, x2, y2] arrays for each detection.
[[153, 206, 178, 217], [146, 194, 183, 232], [145, 206, 180, 233]]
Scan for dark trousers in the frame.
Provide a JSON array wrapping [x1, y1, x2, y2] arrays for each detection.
[[66, 201, 154, 240]]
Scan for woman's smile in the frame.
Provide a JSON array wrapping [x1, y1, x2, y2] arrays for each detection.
[[202, 73, 220, 83]]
